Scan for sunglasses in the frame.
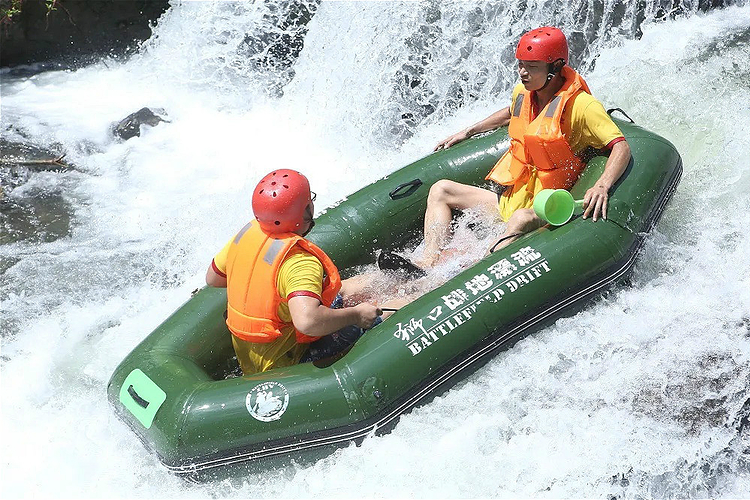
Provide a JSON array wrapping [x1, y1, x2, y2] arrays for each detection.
[[310, 192, 317, 202]]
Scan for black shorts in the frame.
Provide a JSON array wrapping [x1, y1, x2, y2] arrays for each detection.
[[299, 294, 382, 363]]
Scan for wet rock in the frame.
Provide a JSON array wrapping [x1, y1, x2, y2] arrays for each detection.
[[0, 0, 171, 68], [737, 394, 750, 433], [629, 351, 743, 434], [237, 0, 320, 97], [112, 107, 168, 140], [610, 467, 633, 487], [0, 139, 75, 247]]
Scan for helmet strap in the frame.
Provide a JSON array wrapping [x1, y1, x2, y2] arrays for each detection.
[[301, 220, 315, 237], [540, 60, 564, 91]]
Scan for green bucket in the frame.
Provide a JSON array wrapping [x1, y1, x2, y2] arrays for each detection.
[[533, 189, 584, 226]]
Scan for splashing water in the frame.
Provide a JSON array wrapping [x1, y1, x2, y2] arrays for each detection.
[[1, 1, 749, 497]]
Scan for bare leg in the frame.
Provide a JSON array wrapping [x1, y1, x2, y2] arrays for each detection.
[[420, 180, 498, 267], [379, 296, 413, 320], [488, 208, 545, 253], [340, 273, 376, 304], [340, 275, 415, 320]]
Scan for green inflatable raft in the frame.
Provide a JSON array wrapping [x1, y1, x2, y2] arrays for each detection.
[[107, 114, 682, 479]]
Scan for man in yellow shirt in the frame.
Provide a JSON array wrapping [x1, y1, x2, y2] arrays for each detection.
[[205, 169, 383, 375], [420, 26, 631, 267]]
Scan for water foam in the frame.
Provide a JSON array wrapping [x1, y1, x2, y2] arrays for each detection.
[[2, 2, 749, 497]]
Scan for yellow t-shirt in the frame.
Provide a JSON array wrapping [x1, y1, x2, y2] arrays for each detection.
[[213, 240, 324, 374], [497, 83, 625, 221]]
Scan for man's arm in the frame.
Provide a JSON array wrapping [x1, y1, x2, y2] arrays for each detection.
[[434, 107, 512, 151], [206, 239, 232, 287], [287, 296, 381, 337], [205, 262, 227, 287], [582, 140, 631, 221]]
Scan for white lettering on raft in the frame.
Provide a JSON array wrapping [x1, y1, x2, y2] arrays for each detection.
[[398, 252, 551, 356], [393, 317, 427, 341], [407, 308, 475, 355], [505, 261, 551, 292]]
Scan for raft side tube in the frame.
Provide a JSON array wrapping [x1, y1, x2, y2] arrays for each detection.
[[309, 129, 508, 267], [574, 127, 680, 231], [171, 363, 369, 464], [108, 351, 212, 465], [340, 217, 629, 401]]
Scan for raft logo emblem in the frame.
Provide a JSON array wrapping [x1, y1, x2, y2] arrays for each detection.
[[246, 381, 290, 422]]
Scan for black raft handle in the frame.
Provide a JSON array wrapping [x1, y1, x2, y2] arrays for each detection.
[[389, 179, 423, 200], [607, 108, 635, 123], [128, 385, 150, 409]]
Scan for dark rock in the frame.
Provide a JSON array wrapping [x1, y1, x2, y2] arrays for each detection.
[[737, 395, 750, 433], [0, 139, 75, 246], [112, 107, 168, 140], [237, 0, 320, 97], [0, 0, 171, 68]]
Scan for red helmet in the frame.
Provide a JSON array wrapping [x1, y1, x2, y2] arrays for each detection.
[[251, 169, 312, 234], [515, 27, 568, 64]]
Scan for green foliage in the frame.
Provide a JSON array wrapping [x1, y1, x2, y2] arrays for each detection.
[[1, 0, 59, 29], [1, 0, 24, 24]]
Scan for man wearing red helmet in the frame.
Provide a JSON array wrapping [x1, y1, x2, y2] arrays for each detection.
[[421, 26, 631, 267], [205, 169, 383, 375]]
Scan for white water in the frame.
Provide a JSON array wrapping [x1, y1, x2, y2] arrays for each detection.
[[2, 1, 750, 497]]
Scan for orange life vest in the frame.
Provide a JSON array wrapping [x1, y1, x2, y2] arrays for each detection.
[[225, 220, 342, 344], [486, 66, 592, 191]]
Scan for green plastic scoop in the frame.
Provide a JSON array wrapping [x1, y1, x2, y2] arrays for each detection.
[[533, 189, 584, 226]]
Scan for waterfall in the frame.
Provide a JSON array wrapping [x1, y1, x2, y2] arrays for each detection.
[[1, 1, 749, 496]]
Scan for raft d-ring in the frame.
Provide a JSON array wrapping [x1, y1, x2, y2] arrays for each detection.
[[389, 179, 423, 200], [361, 376, 388, 407]]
